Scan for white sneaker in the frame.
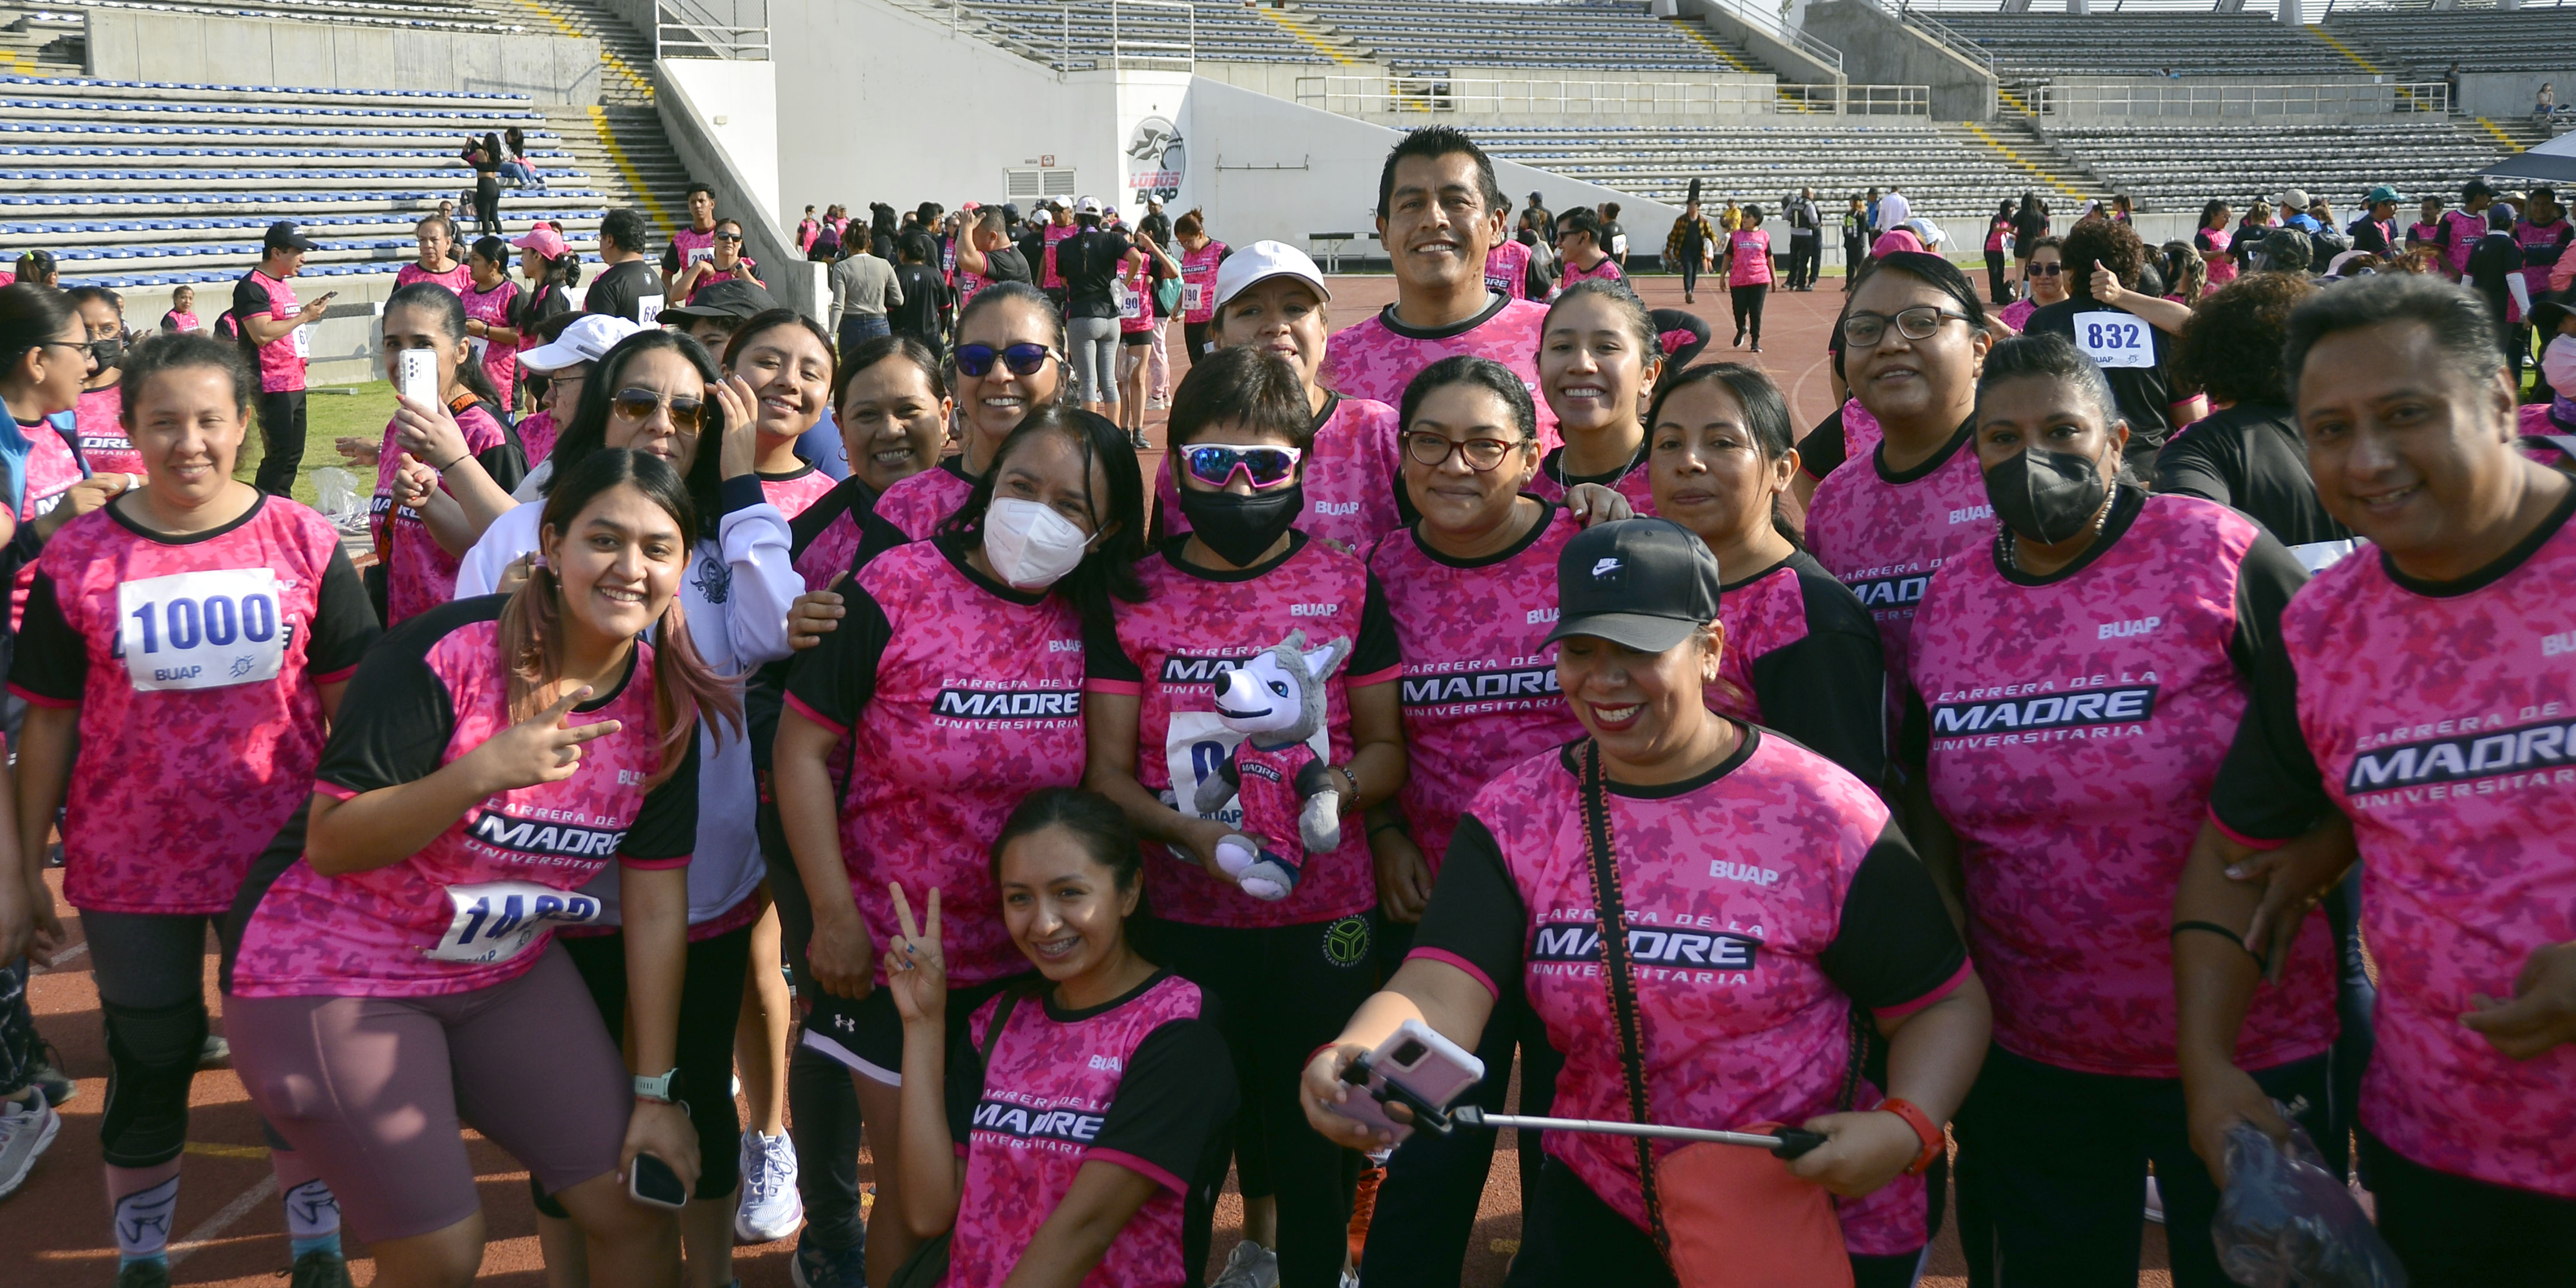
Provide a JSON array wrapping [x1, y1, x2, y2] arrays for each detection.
[[2143, 1174, 2165, 1225], [0, 1093, 61, 1199], [1211, 1239, 1280, 1288], [735, 1130, 804, 1243]]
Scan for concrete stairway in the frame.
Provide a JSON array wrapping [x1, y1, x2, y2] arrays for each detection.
[[498, 0, 661, 107], [0, 6, 91, 74], [543, 103, 688, 234], [1960, 118, 2096, 204]]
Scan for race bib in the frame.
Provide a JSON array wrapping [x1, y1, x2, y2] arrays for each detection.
[[289, 323, 311, 360], [115, 568, 288, 692], [1164, 710, 1330, 835], [467, 336, 489, 367], [692, 247, 715, 266], [2073, 311, 2153, 369], [636, 294, 664, 327], [428, 880, 603, 964], [2288, 539, 2361, 574], [1115, 279, 1144, 321], [1182, 282, 1206, 313]]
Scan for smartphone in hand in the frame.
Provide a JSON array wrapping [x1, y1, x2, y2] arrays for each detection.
[[396, 349, 437, 407], [628, 1153, 687, 1210]]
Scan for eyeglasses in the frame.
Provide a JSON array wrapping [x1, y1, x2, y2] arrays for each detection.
[[712, 232, 743, 243], [954, 342, 1058, 378], [1841, 306, 1971, 348], [35, 339, 95, 367], [1403, 431, 1522, 472], [2028, 263, 2064, 277], [1181, 442, 1304, 491], [611, 387, 705, 433]]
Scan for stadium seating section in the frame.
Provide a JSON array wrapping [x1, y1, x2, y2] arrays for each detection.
[[959, 0, 1333, 64], [1936, 13, 2357, 80], [1477, 122, 2049, 221], [2327, 6, 2576, 78], [2044, 121, 2503, 213], [3, 74, 605, 292], [1298, 0, 1746, 73]]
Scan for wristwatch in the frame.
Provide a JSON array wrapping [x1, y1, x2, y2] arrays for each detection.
[[1876, 1097, 1944, 1176], [635, 1068, 682, 1104]]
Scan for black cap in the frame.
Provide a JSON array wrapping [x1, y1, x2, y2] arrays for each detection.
[[263, 220, 316, 252], [660, 278, 779, 323], [2464, 177, 2498, 199], [1544, 518, 1723, 653]]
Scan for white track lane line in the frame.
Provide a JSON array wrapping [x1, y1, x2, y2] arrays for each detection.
[[166, 1173, 277, 1269]]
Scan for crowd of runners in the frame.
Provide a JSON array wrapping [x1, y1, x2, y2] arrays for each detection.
[[0, 122, 2566, 1288]]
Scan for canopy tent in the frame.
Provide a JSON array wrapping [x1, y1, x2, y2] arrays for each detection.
[[2479, 131, 2576, 184]]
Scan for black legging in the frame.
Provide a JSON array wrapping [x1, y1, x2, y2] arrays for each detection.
[[473, 173, 501, 237], [1183, 319, 1214, 362], [1730, 283, 1768, 344], [1986, 248, 2011, 303]]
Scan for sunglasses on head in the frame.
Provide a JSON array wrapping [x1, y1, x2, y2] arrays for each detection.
[[1181, 442, 1303, 491], [611, 387, 705, 433], [954, 342, 1057, 377]]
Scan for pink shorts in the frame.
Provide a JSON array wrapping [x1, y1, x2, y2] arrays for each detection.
[[225, 945, 634, 1242]]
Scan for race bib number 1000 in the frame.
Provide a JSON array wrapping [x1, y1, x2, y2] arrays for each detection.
[[429, 880, 603, 964], [116, 568, 288, 692], [2073, 310, 2154, 369]]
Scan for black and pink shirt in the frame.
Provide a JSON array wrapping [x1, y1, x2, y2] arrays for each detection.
[[875, 457, 975, 543], [1525, 440, 1655, 516], [1908, 490, 2334, 1078], [231, 269, 306, 394], [1558, 256, 1625, 291], [1484, 240, 1532, 302], [784, 537, 1088, 987], [1413, 729, 1969, 1254], [759, 462, 838, 520], [224, 596, 699, 999], [369, 398, 526, 624], [1153, 394, 1405, 553], [1804, 420, 1989, 693], [787, 476, 905, 590], [1323, 296, 1559, 450], [1367, 502, 1584, 869], [941, 973, 1234, 1288], [1713, 552, 1888, 787], [2210, 486, 2576, 1198], [395, 262, 473, 296], [460, 277, 522, 410], [1086, 532, 1401, 929], [73, 385, 142, 477], [11, 496, 377, 916], [1178, 240, 1230, 323], [12, 417, 89, 632]]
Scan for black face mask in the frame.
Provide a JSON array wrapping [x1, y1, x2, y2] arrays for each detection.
[[1177, 480, 1303, 567], [1984, 446, 2109, 545]]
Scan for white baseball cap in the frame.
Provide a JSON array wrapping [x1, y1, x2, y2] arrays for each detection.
[[1212, 240, 1332, 314], [1075, 195, 1104, 216], [519, 313, 646, 373]]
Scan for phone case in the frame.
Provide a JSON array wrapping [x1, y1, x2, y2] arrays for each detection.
[[398, 350, 437, 407], [1340, 1019, 1485, 1143], [628, 1153, 687, 1209]]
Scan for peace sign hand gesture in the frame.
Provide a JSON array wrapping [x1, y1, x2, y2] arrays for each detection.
[[881, 882, 949, 1029], [466, 685, 620, 794]]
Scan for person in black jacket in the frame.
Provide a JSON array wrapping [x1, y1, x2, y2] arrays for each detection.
[[888, 233, 948, 360], [2154, 271, 2351, 563], [2466, 204, 2530, 379]]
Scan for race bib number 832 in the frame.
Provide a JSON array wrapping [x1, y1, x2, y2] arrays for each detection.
[[2073, 310, 2153, 369]]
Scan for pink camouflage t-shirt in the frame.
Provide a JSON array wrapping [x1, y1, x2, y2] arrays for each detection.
[[371, 399, 524, 625], [225, 598, 699, 998], [395, 262, 473, 296], [942, 973, 1235, 1288], [1155, 394, 1404, 553], [1368, 501, 1583, 868], [1179, 240, 1229, 324], [9, 495, 379, 915], [2211, 487, 2576, 1197], [1323, 296, 1560, 452], [875, 457, 976, 543], [516, 409, 560, 473], [783, 537, 1088, 986], [1712, 551, 1889, 787], [1086, 532, 1402, 929], [788, 476, 905, 591], [1557, 257, 1625, 291], [1412, 731, 1971, 1254], [459, 277, 521, 411], [759, 462, 838, 520], [73, 385, 143, 477], [1484, 239, 1531, 302], [1910, 491, 2335, 1077], [1804, 420, 1989, 691], [13, 415, 88, 631]]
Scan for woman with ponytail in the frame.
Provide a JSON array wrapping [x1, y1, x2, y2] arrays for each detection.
[[368, 281, 526, 624], [224, 447, 740, 1288], [453, 326, 798, 1287]]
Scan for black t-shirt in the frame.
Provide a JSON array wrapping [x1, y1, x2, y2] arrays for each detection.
[[890, 263, 946, 337], [1139, 213, 1173, 246], [1724, 551, 1889, 787], [2348, 216, 2395, 257], [513, 282, 573, 334], [2151, 403, 2354, 552], [1055, 229, 1134, 319], [2467, 232, 2525, 322], [584, 259, 662, 324], [980, 246, 1033, 287], [2012, 211, 2048, 252], [2024, 296, 2178, 448]]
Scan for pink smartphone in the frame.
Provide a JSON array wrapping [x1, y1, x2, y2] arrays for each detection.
[[1340, 1020, 1485, 1144]]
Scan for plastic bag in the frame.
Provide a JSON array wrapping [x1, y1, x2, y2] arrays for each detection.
[[2212, 1112, 2406, 1288], [310, 467, 367, 534]]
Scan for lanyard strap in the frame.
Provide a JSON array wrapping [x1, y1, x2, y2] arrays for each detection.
[[1578, 739, 1671, 1255]]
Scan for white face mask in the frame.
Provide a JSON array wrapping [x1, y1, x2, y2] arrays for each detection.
[[981, 496, 1092, 590], [2545, 336, 2576, 397]]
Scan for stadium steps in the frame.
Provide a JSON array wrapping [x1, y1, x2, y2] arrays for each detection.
[[2305, 23, 2382, 76], [543, 103, 682, 233], [501, 0, 659, 106], [0, 8, 87, 75], [2470, 115, 2544, 155], [1663, 16, 1755, 76], [1960, 119, 2090, 202], [1258, 3, 1368, 66]]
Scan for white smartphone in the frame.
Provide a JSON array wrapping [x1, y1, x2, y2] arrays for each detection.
[[1339, 1019, 1484, 1144], [397, 348, 437, 407]]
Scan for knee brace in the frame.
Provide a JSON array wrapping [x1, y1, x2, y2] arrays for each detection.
[[100, 997, 208, 1168]]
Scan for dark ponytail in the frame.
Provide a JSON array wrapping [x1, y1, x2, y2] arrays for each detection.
[[1646, 361, 1804, 549]]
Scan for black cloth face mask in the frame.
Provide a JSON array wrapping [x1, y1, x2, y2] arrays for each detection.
[[1984, 445, 2109, 545], [1178, 481, 1303, 566]]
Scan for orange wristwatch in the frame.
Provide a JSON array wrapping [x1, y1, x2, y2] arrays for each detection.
[[1876, 1097, 1944, 1176]]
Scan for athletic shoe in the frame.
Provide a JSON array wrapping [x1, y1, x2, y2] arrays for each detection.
[[735, 1129, 804, 1243], [289, 1248, 354, 1288], [1130, 431, 1152, 451], [1750, 343, 1764, 353], [2144, 1174, 2165, 1225], [1346, 1163, 1383, 1264], [199, 1034, 230, 1069], [1340, 1273, 1360, 1288], [114, 1260, 169, 1288], [790, 1231, 867, 1288], [0, 1092, 61, 1200], [28, 1042, 74, 1106], [1210, 1239, 1279, 1288]]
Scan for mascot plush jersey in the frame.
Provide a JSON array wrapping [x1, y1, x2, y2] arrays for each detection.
[[1193, 630, 1351, 900]]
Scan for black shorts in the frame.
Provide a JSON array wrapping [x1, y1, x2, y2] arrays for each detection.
[[800, 972, 1034, 1085], [1120, 329, 1151, 347]]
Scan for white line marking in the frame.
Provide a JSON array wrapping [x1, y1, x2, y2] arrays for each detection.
[[39, 941, 88, 969], [165, 1173, 276, 1269]]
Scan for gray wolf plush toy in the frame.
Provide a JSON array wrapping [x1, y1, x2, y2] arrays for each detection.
[[1192, 630, 1351, 899]]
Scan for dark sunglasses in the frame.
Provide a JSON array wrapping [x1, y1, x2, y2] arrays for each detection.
[[611, 387, 705, 433], [954, 342, 1057, 378], [2029, 262, 2065, 276], [712, 231, 744, 243], [1181, 442, 1303, 491]]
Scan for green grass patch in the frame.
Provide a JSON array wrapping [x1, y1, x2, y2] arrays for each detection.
[[232, 380, 398, 508]]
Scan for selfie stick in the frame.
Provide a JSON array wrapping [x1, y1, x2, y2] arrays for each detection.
[[1340, 1053, 1826, 1159]]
